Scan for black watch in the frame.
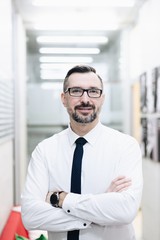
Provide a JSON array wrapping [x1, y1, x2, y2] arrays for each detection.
[[50, 192, 62, 208]]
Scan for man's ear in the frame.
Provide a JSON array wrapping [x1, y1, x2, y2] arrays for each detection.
[[101, 94, 105, 105], [61, 92, 67, 107]]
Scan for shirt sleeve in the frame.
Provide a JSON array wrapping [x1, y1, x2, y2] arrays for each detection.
[[21, 144, 91, 232], [62, 137, 143, 226]]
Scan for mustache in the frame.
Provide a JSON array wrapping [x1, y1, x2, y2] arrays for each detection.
[[75, 102, 95, 110]]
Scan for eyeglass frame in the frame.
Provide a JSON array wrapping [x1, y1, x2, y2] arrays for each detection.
[[64, 87, 103, 98]]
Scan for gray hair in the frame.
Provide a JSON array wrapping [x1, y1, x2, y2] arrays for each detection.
[[63, 65, 103, 92]]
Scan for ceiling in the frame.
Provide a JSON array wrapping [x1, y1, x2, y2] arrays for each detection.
[[13, 0, 147, 82]]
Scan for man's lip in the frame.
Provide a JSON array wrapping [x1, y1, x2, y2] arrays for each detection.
[[76, 107, 93, 114], [76, 107, 93, 112], [77, 107, 93, 110]]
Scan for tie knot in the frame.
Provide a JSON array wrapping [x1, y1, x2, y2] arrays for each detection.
[[75, 137, 87, 146]]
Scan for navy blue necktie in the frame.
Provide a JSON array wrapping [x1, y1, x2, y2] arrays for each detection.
[[67, 137, 87, 240]]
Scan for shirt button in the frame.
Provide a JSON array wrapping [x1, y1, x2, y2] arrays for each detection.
[[83, 223, 87, 227], [67, 210, 70, 213]]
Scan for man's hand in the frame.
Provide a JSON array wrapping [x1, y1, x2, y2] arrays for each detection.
[[107, 176, 132, 193], [58, 192, 68, 208]]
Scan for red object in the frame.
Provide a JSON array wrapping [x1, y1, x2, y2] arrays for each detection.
[[0, 210, 29, 240]]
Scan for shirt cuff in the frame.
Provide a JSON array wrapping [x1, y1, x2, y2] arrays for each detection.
[[62, 193, 91, 229]]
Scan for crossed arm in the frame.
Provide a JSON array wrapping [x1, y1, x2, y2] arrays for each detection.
[[46, 176, 132, 207], [22, 171, 141, 231]]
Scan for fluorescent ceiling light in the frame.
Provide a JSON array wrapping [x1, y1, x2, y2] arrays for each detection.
[[41, 82, 63, 89], [40, 72, 65, 80], [34, 23, 118, 31], [39, 56, 93, 63], [39, 47, 100, 54], [40, 63, 76, 70], [32, 0, 135, 7], [37, 36, 108, 44], [41, 75, 64, 80], [40, 69, 65, 74]]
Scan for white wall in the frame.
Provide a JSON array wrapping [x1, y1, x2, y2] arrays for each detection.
[[27, 83, 67, 125], [128, 0, 160, 239], [0, 0, 27, 233], [129, 0, 160, 77], [0, 142, 13, 233], [0, 0, 14, 233]]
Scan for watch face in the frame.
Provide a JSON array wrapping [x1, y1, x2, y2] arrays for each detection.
[[50, 192, 59, 207]]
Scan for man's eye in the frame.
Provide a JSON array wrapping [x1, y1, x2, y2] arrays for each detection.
[[72, 88, 82, 93], [89, 89, 98, 93]]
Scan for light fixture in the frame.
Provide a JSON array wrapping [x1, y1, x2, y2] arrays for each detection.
[[41, 82, 63, 89], [39, 47, 100, 54], [32, 0, 135, 7], [34, 23, 118, 31], [37, 36, 108, 44], [40, 71, 65, 80], [39, 56, 93, 63], [40, 63, 76, 70]]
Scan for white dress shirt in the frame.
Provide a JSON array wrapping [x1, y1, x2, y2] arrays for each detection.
[[21, 122, 143, 240]]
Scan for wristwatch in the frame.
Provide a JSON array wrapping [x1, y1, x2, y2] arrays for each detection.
[[50, 192, 62, 208]]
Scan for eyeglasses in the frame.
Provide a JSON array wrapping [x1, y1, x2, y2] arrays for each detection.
[[65, 87, 102, 98]]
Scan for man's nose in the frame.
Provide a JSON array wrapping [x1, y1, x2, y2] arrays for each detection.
[[80, 91, 89, 102]]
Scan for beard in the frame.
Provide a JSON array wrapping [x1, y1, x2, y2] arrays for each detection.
[[72, 112, 97, 123], [71, 102, 97, 123]]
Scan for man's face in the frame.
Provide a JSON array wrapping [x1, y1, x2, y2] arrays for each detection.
[[61, 72, 105, 124]]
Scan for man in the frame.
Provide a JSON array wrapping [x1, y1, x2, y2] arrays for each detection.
[[21, 65, 143, 240]]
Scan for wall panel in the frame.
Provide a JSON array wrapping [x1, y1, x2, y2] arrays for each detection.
[[0, 78, 14, 143]]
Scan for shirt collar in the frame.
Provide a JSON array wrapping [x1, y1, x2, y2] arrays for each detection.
[[68, 121, 103, 146]]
